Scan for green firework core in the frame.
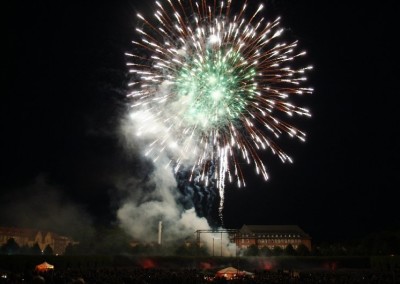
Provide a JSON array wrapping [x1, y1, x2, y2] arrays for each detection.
[[175, 47, 257, 129]]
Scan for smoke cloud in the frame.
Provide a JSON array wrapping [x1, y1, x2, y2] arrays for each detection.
[[117, 113, 236, 256], [116, 158, 211, 242], [118, 115, 210, 241], [0, 175, 94, 240]]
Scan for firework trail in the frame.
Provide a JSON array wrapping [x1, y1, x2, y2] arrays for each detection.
[[126, 0, 313, 223]]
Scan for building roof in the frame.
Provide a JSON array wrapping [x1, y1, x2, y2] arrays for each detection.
[[0, 227, 73, 242], [0, 227, 40, 240], [239, 225, 311, 239]]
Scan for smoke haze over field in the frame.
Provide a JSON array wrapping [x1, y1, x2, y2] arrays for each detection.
[[0, 175, 95, 240]]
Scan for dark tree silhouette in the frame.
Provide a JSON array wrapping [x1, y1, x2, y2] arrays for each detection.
[[31, 243, 42, 255], [43, 244, 53, 255], [284, 244, 296, 255], [244, 244, 259, 256], [259, 246, 272, 256], [272, 246, 284, 256], [296, 244, 310, 256], [1, 238, 20, 254]]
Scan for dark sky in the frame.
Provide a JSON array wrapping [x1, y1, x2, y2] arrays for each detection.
[[2, 1, 398, 243]]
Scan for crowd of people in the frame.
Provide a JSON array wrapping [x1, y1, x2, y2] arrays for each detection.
[[0, 267, 399, 284]]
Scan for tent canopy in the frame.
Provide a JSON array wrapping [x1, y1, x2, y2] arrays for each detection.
[[217, 267, 239, 274], [215, 267, 254, 280], [35, 261, 54, 272], [216, 267, 242, 280]]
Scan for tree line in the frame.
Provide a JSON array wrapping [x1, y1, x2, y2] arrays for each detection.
[[0, 238, 53, 255]]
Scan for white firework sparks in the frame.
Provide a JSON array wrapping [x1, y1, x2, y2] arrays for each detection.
[[126, 0, 313, 220]]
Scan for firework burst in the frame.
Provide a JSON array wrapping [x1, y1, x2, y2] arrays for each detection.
[[126, 0, 313, 220]]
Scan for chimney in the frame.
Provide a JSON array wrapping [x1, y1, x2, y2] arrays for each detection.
[[158, 221, 162, 245]]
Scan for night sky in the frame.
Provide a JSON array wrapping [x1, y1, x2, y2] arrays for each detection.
[[2, 1, 398, 243]]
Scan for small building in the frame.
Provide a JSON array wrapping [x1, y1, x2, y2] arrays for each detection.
[[232, 224, 312, 251]]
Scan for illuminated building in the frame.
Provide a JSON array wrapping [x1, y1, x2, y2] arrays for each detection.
[[0, 227, 75, 255], [233, 225, 312, 251]]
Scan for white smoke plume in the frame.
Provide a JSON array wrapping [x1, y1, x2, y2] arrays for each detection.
[[117, 111, 209, 239], [115, 154, 210, 242], [117, 113, 236, 256]]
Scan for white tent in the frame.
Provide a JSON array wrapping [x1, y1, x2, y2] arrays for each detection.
[[215, 266, 254, 280], [216, 266, 240, 279], [35, 261, 54, 272]]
